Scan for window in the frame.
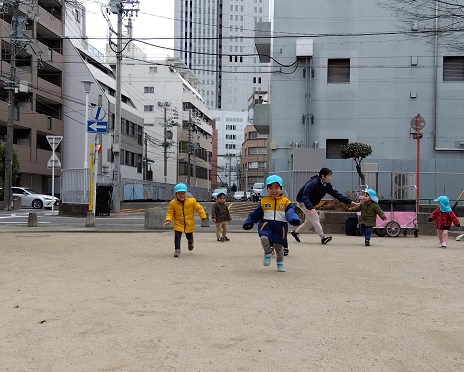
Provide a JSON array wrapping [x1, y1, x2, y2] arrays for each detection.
[[144, 86, 154, 93], [149, 66, 157, 73], [327, 59, 350, 83], [443, 56, 464, 81], [226, 134, 236, 140], [225, 144, 236, 149], [144, 105, 154, 112], [326, 139, 349, 159], [226, 124, 236, 130]]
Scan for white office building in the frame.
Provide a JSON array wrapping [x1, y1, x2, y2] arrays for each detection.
[[174, 0, 270, 112], [213, 110, 248, 188]]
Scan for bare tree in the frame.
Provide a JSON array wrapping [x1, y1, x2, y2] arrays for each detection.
[[378, 0, 464, 53]]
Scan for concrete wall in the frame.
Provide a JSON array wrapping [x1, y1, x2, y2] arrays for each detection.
[[269, 0, 464, 182]]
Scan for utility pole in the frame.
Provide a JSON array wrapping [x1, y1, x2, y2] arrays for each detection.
[[187, 110, 193, 187], [3, 1, 30, 211], [157, 101, 170, 186], [143, 133, 148, 180], [109, 0, 139, 213]]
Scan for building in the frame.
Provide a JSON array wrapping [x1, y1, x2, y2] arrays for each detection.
[[255, 0, 464, 200], [0, 0, 65, 195], [213, 110, 247, 188], [174, 0, 270, 112], [240, 124, 267, 192]]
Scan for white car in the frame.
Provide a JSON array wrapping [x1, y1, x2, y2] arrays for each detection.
[[11, 187, 60, 209], [210, 188, 228, 201], [233, 191, 247, 201]]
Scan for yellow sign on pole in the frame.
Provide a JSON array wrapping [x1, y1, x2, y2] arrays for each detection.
[[89, 144, 94, 211]]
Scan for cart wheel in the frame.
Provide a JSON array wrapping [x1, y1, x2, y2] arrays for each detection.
[[374, 228, 387, 237], [414, 230, 419, 238], [386, 221, 401, 237], [403, 230, 408, 237]]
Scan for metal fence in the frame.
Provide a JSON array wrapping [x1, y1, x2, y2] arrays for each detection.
[[60, 168, 464, 207], [60, 169, 90, 204]]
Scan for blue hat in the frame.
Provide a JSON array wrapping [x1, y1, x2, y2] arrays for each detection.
[[366, 189, 378, 203], [174, 183, 188, 193], [266, 175, 283, 187], [434, 196, 452, 212]]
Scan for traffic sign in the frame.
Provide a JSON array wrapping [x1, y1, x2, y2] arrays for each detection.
[[91, 105, 106, 120], [410, 115, 425, 130], [46, 135, 63, 150], [87, 120, 108, 133], [47, 153, 61, 169]]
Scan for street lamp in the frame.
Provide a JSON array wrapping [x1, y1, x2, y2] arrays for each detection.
[[82, 80, 93, 168]]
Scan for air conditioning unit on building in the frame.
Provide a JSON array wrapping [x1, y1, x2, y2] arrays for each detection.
[[392, 173, 416, 199]]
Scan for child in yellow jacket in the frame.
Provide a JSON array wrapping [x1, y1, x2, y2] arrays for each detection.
[[164, 183, 207, 257]]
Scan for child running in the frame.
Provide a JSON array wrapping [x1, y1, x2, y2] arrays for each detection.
[[164, 183, 207, 257], [349, 189, 387, 246], [428, 195, 460, 248], [211, 191, 232, 242], [243, 175, 300, 272]]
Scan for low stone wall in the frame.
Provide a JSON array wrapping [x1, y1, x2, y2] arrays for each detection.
[[319, 211, 436, 236], [59, 203, 88, 217]]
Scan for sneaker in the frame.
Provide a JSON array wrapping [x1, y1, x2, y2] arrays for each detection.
[[321, 235, 332, 245], [438, 243, 443, 248], [263, 253, 272, 266], [365, 240, 370, 246], [173, 249, 181, 257], [442, 243, 447, 248], [290, 230, 300, 243], [283, 248, 289, 256], [188, 242, 194, 251], [217, 238, 223, 242], [222, 236, 230, 241], [276, 261, 286, 272]]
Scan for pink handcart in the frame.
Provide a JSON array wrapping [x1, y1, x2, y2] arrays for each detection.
[[373, 199, 419, 237]]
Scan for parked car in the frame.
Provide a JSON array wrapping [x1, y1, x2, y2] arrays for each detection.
[[226, 192, 234, 202], [210, 188, 228, 201], [246, 191, 252, 201], [252, 182, 265, 198], [233, 191, 247, 201], [11, 187, 60, 209]]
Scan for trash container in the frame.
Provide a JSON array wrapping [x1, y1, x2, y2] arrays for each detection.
[[96, 184, 113, 216]]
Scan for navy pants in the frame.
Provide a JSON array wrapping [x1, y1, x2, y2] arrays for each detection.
[[360, 224, 373, 241]]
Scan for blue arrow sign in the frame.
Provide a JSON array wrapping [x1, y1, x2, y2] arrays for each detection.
[[87, 120, 108, 133]]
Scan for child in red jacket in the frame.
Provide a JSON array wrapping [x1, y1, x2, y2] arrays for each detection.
[[428, 196, 460, 248]]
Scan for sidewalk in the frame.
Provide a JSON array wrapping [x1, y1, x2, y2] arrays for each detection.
[[1, 231, 464, 371]]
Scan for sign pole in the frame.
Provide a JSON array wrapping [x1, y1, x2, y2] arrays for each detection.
[[92, 135, 98, 216], [46, 136, 63, 216], [89, 144, 94, 212], [416, 114, 421, 213]]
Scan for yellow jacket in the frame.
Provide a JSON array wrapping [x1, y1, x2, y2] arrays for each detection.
[[165, 197, 207, 233]]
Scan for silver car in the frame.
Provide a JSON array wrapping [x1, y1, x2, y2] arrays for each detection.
[[11, 187, 60, 209]]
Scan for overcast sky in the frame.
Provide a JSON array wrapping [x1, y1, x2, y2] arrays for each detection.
[[82, 0, 174, 58]]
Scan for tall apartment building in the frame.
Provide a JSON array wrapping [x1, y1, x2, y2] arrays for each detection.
[[254, 0, 464, 200], [174, 0, 270, 112], [0, 0, 65, 195]]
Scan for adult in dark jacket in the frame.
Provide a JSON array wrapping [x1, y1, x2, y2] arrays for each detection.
[[291, 167, 358, 244]]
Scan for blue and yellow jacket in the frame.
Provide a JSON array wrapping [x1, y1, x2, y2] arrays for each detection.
[[243, 194, 300, 245]]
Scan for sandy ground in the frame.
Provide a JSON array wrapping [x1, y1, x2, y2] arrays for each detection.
[[1, 231, 464, 372]]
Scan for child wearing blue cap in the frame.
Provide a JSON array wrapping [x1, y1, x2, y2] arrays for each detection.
[[349, 189, 387, 246], [164, 183, 207, 257], [428, 196, 460, 248], [243, 175, 300, 272]]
